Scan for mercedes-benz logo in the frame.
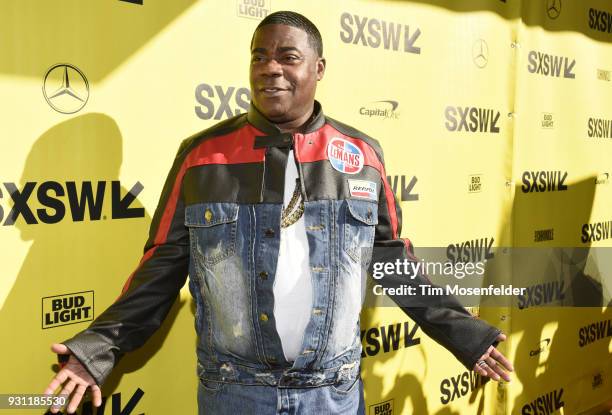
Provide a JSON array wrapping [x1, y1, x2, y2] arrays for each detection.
[[472, 39, 489, 68], [546, 0, 561, 20], [42, 64, 89, 114]]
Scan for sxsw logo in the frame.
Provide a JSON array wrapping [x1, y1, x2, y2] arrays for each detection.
[[521, 388, 564, 415], [444, 106, 501, 133], [587, 118, 612, 139], [42, 291, 94, 329], [578, 319, 612, 347], [339, 13, 421, 54], [236, 0, 270, 20], [446, 237, 494, 263], [520, 171, 568, 193], [360, 321, 420, 358], [387, 175, 418, 201], [439, 371, 488, 404], [527, 50, 576, 79], [195, 83, 251, 120], [581, 220, 612, 243], [75, 388, 145, 415], [368, 399, 393, 415], [517, 281, 565, 310], [588, 8, 612, 34], [0, 181, 144, 226]]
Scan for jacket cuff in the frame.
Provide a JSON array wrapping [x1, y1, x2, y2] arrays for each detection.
[[61, 331, 120, 386], [455, 320, 501, 370]]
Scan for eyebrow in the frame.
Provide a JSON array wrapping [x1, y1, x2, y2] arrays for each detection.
[[251, 46, 303, 54]]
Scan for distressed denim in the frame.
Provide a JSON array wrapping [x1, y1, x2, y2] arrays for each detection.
[[185, 198, 376, 395], [197, 367, 366, 414]]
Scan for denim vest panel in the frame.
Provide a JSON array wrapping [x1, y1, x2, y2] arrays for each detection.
[[185, 198, 377, 386]]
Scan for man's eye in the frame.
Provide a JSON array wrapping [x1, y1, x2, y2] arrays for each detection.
[[251, 56, 265, 62], [283, 55, 300, 62]]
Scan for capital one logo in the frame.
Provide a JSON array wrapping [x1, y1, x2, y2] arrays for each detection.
[[42, 64, 89, 114]]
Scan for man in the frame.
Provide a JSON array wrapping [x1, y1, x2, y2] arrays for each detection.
[[45, 11, 513, 414]]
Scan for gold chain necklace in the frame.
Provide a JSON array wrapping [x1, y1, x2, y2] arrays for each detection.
[[281, 178, 304, 228]]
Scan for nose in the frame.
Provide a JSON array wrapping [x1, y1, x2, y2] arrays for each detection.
[[261, 58, 283, 77]]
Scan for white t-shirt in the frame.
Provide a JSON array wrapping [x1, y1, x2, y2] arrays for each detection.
[[272, 149, 313, 362]]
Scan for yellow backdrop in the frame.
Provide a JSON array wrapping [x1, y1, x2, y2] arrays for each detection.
[[1, 0, 610, 414]]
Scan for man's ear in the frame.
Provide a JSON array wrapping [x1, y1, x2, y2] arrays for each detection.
[[316, 57, 326, 81]]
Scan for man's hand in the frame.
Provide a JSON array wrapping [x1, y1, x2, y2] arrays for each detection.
[[472, 333, 514, 382], [44, 343, 102, 414]]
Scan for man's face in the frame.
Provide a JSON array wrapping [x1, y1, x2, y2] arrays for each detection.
[[250, 24, 325, 124]]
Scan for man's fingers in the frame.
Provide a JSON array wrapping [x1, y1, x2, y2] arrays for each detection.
[[486, 357, 512, 382], [51, 343, 70, 355], [489, 347, 514, 372], [46, 375, 68, 415], [59, 379, 77, 399], [92, 385, 103, 407], [67, 384, 88, 414], [473, 334, 514, 382], [483, 358, 501, 381], [44, 370, 69, 395], [481, 361, 506, 382], [474, 361, 488, 377]]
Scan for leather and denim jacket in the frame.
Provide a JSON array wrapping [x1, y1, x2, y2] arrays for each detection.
[[62, 101, 500, 388]]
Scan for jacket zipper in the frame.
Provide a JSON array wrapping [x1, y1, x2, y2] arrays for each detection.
[[293, 133, 307, 202]]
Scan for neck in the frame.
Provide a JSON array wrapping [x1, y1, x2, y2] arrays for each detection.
[[274, 104, 315, 134]]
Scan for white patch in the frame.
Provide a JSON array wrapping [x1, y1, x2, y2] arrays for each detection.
[[348, 180, 377, 201], [233, 322, 243, 337]]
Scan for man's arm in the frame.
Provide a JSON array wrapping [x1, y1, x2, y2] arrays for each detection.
[[56, 138, 193, 386], [371, 147, 511, 379]]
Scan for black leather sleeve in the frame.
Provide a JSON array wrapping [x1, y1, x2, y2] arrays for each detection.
[[59, 139, 192, 386], [372, 147, 501, 370]]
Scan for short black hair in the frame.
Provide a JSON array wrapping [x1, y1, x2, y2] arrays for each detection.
[[251, 11, 323, 57]]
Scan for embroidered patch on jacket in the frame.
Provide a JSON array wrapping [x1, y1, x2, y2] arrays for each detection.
[[348, 179, 377, 200], [327, 137, 364, 174]]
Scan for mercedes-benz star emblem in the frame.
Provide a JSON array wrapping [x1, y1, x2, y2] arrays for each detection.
[[472, 39, 489, 69], [546, 0, 561, 19], [43, 64, 89, 114]]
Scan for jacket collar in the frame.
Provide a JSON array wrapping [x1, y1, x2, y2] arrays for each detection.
[[247, 100, 326, 135]]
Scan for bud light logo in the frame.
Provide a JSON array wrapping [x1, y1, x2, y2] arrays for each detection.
[[327, 138, 364, 174]]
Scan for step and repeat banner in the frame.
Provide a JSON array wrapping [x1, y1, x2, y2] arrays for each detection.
[[1, 0, 610, 414]]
